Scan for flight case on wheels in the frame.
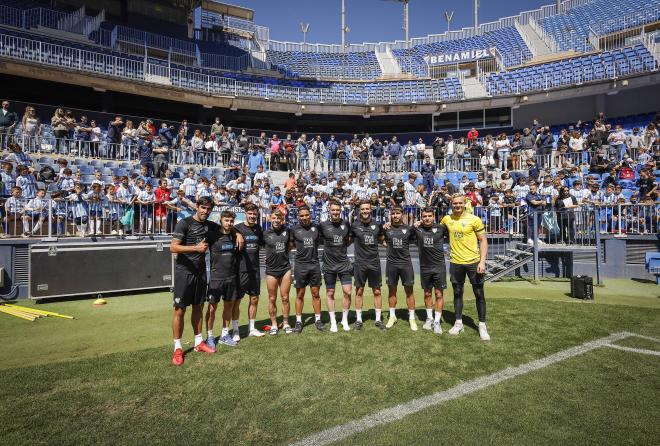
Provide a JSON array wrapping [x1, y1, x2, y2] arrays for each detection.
[[570, 275, 594, 300]]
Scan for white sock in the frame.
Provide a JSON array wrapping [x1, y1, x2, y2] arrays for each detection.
[[434, 311, 441, 323], [479, 321, 487, 327], [232, 319, 239, 332], [173, 339, 182, 351], [375, 309, 381, 322], [315, 313, 321, 322], [249, 319, 255, 331], [207, 330, 213, 340], [193, 334, 203, 347], [426, 308, 433, 319], [329, 311, 336, 324], [356, 309, 362, 322], [409, 310, 415, 321], [455, 319, 463, 326], [296, 315, 302, 323], [221, 327, 229, 336], [342, 310, 349, 323], [389, 308, 396, 318]]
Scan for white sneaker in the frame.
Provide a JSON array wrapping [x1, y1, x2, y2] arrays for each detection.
[[232, 331, 240, 343], [478, 323, 491, 341], [330, 323, 338, 333], [538, 239, 546, 245], [433, 321, 443, 334], [527, 238, 534, 246], [448, 322, 464, 335], [422, 318, 433, 330], [283, 325, 293, 334], [248, 329, 265, 338], [409, 318, 418, 331], [341, 321, 350, 332], [110, 230, 118, 235]]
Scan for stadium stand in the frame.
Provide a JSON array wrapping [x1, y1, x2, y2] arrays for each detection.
[[539, 0, 660, 51]]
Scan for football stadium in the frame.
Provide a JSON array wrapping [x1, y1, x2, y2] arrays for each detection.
[[0, 0, 659, 443]]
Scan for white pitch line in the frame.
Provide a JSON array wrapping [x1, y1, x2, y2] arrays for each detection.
[[290, 332, 634, 446], [606, 344, 660, 356]]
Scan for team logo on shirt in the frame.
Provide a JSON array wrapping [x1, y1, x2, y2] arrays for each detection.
[[371, 225, 375, 230], [311, 227, 316, 232], [402, 229, 407, 234], [282, 231, 287, 237], [340, 224, 345, 230], [432, 228, 437, 233]]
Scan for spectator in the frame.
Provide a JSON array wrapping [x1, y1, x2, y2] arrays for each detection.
[[107, 116, 124, 159], [21, 106, 41, 152], [247, 147, 265, 181], [467, 127, 479, 143], [210, 117, 224, 137], [50, 108, 68, 154]]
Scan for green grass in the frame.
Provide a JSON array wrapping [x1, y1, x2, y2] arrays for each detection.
[[0, 279, 659, 445]]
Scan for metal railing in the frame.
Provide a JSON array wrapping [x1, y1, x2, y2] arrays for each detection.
[[113, 25, 197, 56], [528, 16, 559, 53], [0, 33, 465, 105]]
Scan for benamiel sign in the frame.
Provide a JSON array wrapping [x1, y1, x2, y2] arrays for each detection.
[[423, 48, 493, 65]]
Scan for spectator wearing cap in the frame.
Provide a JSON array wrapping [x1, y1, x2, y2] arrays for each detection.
[[420, 155, 436, 194]]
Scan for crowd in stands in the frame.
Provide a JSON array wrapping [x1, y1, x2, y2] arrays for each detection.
[[1, 99, 659, 240]]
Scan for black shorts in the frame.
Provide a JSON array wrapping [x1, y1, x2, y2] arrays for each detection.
[[293, 264, 322, 289], [324, 269, 353, 289], [420, 269, 447, 290], [238, 271, 261, 297], [449, 262, 484, 285], [207, 278, 239, 303], [266, 268, 291, 279], [173, 270, 207, 308], [386, 263, 414, 287], [354, 264, 382, 288]]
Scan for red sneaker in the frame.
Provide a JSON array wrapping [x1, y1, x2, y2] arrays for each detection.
[[172, 348, 184, 366], [194, 342, 215, 354]]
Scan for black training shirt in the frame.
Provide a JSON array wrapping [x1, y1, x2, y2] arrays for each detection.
[[350, 219, 383, 264], [383, 224, 415, 266], [209, 230, 238, 280], [290, 223, 320, 265], [172, 217, 218, 274], [413, 224, 447, 271], [235, 222, 264, 273], [319, 219, 352, 272], [264, 227, 291, 274]]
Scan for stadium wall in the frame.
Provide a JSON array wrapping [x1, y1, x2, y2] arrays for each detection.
[[1, 237, 657, 300]]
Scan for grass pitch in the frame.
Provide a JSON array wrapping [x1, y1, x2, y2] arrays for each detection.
[[0, 279, 658, 445]]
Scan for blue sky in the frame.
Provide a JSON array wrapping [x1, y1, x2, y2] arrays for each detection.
[[227, 0, 552, 44]]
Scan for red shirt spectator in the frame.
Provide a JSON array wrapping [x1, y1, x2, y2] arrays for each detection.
[[154, 183, 171, 217], [467, 128, 479, 143]]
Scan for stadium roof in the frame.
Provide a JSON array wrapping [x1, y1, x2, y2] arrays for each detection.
[[201, 1, 254, 21]]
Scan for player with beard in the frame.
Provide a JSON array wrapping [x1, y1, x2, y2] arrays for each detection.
[[170, 196, 217, 366], [350, 200, 386, 330], [264, 210, 293, 335], [383, 206, 417, 331], [234, 203, 266, 340], [441, 194, 490, 341], [319, 200, 353, 332], [413, 208, 447, 334], [290, 206, 323, 333]]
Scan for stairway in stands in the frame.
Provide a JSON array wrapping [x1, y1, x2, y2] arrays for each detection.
[[485, 243, 534, 282]]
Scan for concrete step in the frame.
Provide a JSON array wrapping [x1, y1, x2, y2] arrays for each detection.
[[460, 76, 488, 99]]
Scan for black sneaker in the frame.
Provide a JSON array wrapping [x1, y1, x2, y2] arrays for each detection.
[[314, 320, 325, 332], [375, 321, 386, 331], [354, 321, 363, 331], [294, 321, 303, 334]]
